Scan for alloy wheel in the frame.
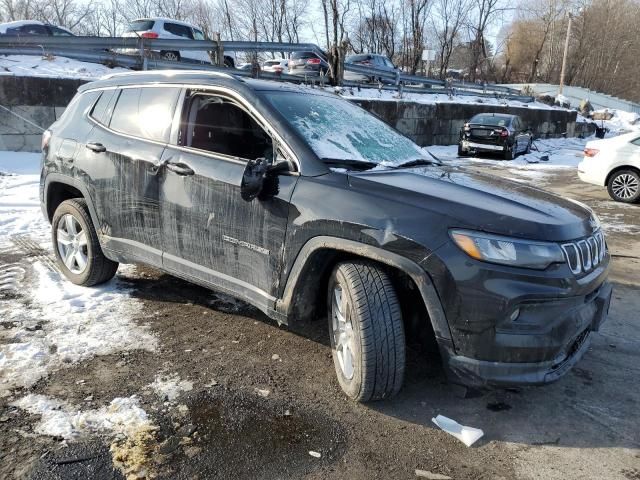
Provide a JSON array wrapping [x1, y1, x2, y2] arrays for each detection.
[[611, 173, 639, 200], [56, 214, 88, 274], [331, 284, 356, 380]]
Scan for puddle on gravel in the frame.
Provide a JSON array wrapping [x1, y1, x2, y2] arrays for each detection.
[[166, 391, 346, 479]]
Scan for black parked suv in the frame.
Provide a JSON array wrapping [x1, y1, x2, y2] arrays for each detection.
[[41, 71, 612, 402], [459, 113, 533, 160]]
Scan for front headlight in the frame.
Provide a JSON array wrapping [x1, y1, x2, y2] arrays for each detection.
[[450, 229, 565, 270]]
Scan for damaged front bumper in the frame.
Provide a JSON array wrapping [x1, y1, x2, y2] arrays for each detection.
[[442, 281, 612, 388]]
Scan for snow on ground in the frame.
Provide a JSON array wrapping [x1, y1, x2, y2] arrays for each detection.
[[12, 394, 154, 440], [0, 55, 128, 80], [337, 86, 564, 111], [596, 109, 640, 135], [0, 152, 157, 397], [13, 393, 159, 477], [427, 137, 587, 181], [0, 152, 47, 248]]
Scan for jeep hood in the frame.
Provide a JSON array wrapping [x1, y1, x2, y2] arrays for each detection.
[[348, 166, 595, 242]]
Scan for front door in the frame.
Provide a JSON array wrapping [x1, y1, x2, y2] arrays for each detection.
[[159, 90, 297, 310]]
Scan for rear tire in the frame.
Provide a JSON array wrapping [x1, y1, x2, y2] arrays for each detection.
[[327, 261, 405, 402], [161, 51, 180, 61], [525, 139, 532, 154], [504, 144, 515, 160], [52, 199, 119, 286], [607, 169, 640, 203]]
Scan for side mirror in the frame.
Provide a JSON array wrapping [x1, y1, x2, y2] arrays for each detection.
[[241, 158, 290, 201], [241, 158, 268, 201]]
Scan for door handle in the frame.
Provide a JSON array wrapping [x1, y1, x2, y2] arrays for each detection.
[[166, 162, 194, 176], [85, 142, 106, 153]]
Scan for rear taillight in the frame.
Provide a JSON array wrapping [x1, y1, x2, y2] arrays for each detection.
[[41, 130, 51, 151], [273, 66, 283, 71], [306, 58, 321, 65], [141, 32, 159, 39], [584, 148, 600, 157]]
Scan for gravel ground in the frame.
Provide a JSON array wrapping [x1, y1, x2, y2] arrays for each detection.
[[1, 161, 639, 480]]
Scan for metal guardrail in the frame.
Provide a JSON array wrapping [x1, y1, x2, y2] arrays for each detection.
[[502, 83, 640, 114], [0, 35, 531, 100]]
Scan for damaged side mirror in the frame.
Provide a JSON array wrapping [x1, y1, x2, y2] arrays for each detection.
[[240, 158, 290, 201]]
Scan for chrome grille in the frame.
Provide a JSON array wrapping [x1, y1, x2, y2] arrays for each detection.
[[561, 231, 606, 275]]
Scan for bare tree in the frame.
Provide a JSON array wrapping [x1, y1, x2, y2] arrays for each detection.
[[432, 0, 471, 78]]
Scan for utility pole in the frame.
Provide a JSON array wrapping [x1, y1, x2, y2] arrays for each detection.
[[558, 13, 572, 96]]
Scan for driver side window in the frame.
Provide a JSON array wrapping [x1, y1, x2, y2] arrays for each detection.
[[180, 93, 273, 162]]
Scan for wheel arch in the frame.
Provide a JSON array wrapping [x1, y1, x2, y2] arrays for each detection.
[[605, 165, 640, 187], [44, 174, 101, 233], [276, 236, 452, 342]]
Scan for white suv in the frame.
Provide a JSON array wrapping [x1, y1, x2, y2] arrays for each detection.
[[578, 132, 640, 203], [123, 18, 235, 67]]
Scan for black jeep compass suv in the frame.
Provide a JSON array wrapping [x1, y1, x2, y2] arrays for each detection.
[[40, 71, 612, 402]]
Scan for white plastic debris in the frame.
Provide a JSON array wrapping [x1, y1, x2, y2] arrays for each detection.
[[308, 450, 321, 458], [431, 414, 484, 447]]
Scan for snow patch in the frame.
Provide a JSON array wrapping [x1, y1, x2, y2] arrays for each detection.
[[149, 373, 193, 402], [337, 87, 564, 111], [0, 152, 46, 248], [12, 394, 153, 439], [428, 137, 586, 170], [0, 263, 157, 397], [13, 394, 159, 478], [0, 55, 128, 80]]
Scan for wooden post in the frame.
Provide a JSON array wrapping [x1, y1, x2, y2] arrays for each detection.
[[213, 32, 225, 67]]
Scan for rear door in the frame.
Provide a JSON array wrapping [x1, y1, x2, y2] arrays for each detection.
[[77, 86, 180, 264], [158, 89, 297, 309]]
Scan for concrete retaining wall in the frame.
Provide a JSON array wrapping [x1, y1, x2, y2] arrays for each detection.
[[0, 76, 85, 152], [1, 75, 589, 152], [351, 99, 582, 146]]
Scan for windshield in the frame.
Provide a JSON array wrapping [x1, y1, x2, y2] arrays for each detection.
[[264, 92, 424, 165], [470, 114, 512, 127]]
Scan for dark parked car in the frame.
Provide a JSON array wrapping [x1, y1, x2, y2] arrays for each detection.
[[288, 50, 328, 77], [0, 20, 74, 37], [344, 53, 398, 83], [459, 113, 533, 160], [41, 71, 611, 402]]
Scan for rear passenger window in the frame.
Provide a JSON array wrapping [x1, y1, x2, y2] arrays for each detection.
[[164, 23, 193, 39], [90, 89, 117, 125], [109, 87, 180, 142]]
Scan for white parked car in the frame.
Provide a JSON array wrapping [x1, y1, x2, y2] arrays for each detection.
[[261, 58, 288, 73], [122, 18, 236, 67], [578, 132, 640, 203]]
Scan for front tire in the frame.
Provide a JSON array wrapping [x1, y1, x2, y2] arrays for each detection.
[[607, 169, 640, 203], [327, 261, 405, 402], [458, 143, 468, 157], [52, 199, 119, 286]]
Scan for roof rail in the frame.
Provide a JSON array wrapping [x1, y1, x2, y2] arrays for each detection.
[[100, 69, 240, 81]]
